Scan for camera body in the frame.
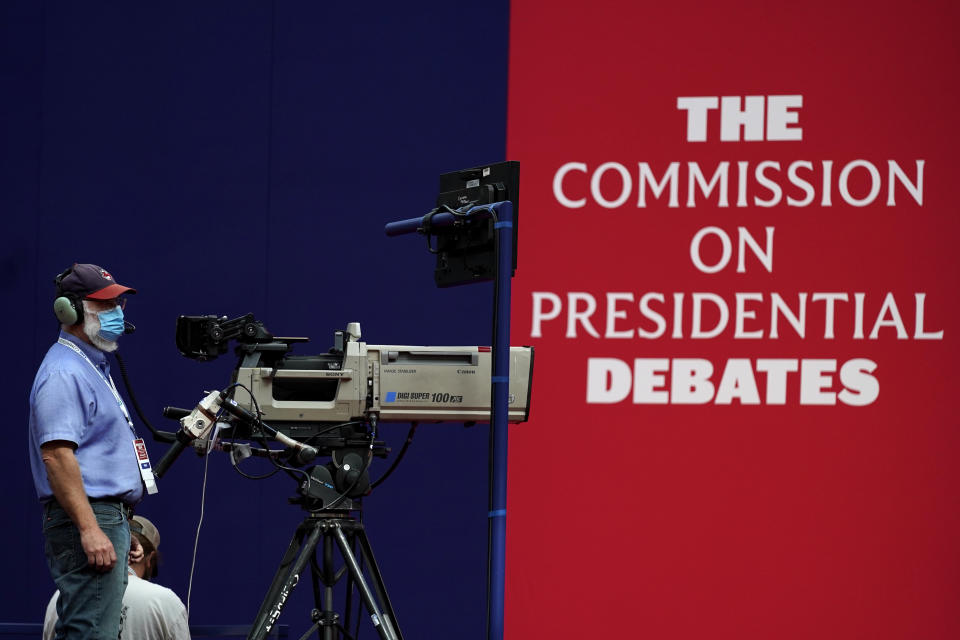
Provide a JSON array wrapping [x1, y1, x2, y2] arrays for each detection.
[[231, 339, 534, 429], [176, 315, 534, 438]]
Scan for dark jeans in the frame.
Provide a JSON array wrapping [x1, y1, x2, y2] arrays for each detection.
[[43, 500, 130, 640]]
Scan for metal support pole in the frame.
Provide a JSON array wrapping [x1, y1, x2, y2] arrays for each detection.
[[487, 201, 513, 640], [384, 200, 514, 640]]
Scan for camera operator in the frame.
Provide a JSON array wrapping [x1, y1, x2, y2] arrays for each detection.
[[43, 515, 191, 640], [29, 263, 156, 640]]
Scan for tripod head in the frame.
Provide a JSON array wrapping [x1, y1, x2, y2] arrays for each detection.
[[289, 422, 390, 512]]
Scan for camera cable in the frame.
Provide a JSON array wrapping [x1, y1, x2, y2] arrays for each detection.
[[113, 351, 177, 443], [225, 382, 313, 487], [370, 422, 418, 490], [185, 400, 227, 620]]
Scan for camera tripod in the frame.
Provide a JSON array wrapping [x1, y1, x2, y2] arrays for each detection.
[[247, 507, 403, 640]]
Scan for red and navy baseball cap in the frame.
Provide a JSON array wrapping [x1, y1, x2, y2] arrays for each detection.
[[57, 263, 137, 299]]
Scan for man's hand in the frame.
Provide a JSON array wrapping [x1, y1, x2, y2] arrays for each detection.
[[80, 526, 118, 572], [129, 535, 144, 565]]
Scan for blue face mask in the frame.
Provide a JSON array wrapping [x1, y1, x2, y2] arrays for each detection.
[[97, 306, 126, 342]]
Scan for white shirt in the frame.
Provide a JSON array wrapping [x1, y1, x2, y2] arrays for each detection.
[[44, 572, 191, 640]]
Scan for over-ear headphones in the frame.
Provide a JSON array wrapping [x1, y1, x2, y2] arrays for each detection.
[[53, 267, 84, 326]]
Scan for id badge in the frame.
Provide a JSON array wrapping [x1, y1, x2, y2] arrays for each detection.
[[133, 438, 159, 495]]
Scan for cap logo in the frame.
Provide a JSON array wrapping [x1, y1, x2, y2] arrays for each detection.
[[99, 269, 114, 281]]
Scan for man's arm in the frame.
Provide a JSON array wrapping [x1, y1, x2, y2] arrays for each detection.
[[41, 441, 118, 572]]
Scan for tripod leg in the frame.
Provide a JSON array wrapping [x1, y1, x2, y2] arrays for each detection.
[[342, 530, 357, 638], [322, 534, 336, 640], [332, 526, 400, 640], [248, 521, 324, 640], [353, 528, 403, 640]]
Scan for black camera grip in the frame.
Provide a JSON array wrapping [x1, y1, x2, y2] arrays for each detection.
[[153, 430, 193, 479]]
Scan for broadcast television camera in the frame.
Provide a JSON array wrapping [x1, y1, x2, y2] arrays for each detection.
[[175, 314, 534, 442]]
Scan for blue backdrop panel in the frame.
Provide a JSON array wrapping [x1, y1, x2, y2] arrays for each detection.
[[1, 2, 509, 639]]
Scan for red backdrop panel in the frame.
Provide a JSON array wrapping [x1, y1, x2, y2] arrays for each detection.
[[505, 1, 959, 638]]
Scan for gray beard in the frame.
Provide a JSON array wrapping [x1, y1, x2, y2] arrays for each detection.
[[83, 312, 118, 353]]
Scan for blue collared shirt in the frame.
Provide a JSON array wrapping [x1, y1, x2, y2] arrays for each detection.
[[28, 331, 144, 505]]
